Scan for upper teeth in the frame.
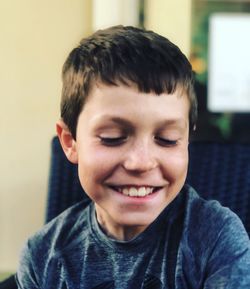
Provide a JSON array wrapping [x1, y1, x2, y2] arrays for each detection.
[[120, 187, 154, 197]]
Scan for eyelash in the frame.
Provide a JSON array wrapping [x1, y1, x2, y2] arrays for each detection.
[[154, 136, 178, 147], [99, 136, 177, 147], [99, 136, 127, 146]]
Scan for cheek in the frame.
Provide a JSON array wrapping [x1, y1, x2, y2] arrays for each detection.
[[77, 146, 119, 190], [162, 149, 189, 183]]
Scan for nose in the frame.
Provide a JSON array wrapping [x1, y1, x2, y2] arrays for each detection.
[[123, 140, 158, 173]]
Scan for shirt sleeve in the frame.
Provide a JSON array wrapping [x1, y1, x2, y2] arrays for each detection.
[[16, 241, 39, 289], [203, 213, 250, 288]]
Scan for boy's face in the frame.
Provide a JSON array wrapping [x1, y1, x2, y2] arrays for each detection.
[[59, 83, 190, 240]]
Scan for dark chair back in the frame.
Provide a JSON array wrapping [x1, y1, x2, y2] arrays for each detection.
[[0, 275, 17, 289], [187, 141, 250, 236]]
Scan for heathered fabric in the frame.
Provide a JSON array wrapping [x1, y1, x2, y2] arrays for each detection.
[[16, 185, 250, 288]]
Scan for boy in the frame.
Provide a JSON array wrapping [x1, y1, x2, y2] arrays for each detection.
[[17, 25, 250, 288]]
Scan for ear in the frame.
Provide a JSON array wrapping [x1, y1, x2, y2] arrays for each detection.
[[56, 119, 78, 164]]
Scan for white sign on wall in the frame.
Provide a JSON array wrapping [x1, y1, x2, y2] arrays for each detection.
[[208, 13, 250, 112]]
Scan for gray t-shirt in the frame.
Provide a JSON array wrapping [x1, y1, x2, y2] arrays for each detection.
[[16, 185, 250, 288]]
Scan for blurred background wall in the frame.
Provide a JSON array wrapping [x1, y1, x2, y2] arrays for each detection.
[[0, 0, 92, 272], [145, 0, 191, 57]]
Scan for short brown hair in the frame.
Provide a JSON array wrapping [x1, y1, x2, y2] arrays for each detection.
[[61, 25, 197, 139]]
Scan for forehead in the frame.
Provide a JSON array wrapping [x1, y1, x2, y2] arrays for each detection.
[[79, 83, 190, 122]]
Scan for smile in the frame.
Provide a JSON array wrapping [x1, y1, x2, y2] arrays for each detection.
[[110, 186, 162, 197]]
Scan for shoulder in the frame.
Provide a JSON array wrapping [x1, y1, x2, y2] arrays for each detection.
[[24, 199, 92, 262], [17, 199, 92, 287], [183, 185, 247, 238], [181, 185, 250, 262], [178, 185, 250, 286]]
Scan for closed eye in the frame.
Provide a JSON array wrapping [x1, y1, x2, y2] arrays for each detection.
[[99, 136, 127, 146], [154, 136, 178, 147]]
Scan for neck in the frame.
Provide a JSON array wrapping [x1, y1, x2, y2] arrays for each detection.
[[94, 204, 146, 241]]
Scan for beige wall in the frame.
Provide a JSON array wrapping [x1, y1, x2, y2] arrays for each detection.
[[0, 0, 191, 272], [0, 0, 92, 271], [145, 0, 192, 57]]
